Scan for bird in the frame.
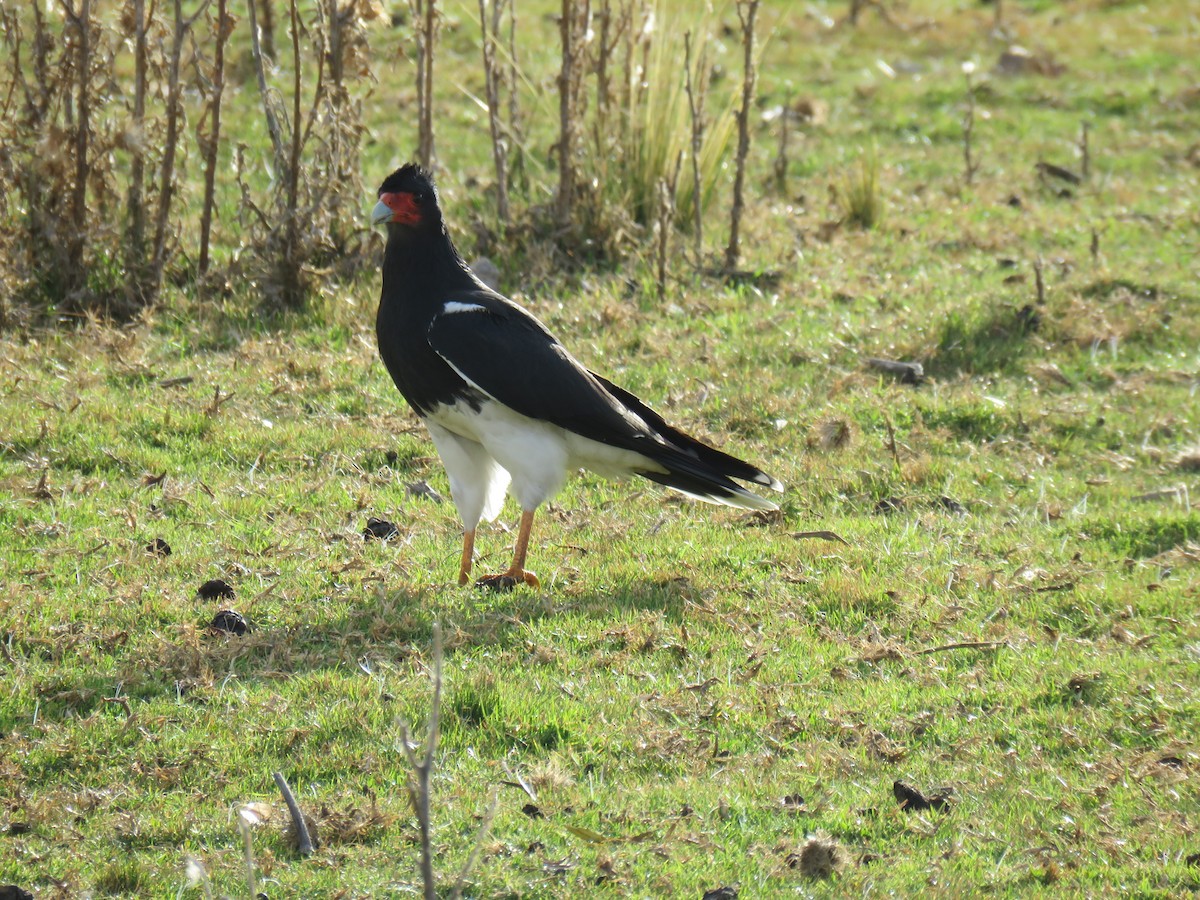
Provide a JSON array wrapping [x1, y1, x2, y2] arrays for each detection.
[[370, 163, 782, 589]]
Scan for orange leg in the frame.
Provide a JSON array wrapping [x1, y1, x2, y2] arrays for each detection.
[[475, 509, 541, 591], [457, 529, 476, 585]]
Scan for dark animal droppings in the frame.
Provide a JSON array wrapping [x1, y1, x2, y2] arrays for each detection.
[[874, 497, 906, 515], [363, 517, 400, 541], [209, 609, 249, 636], [893, 780, 950, 812], [146, 538, 172, 557], [197, 578, 235, 600]]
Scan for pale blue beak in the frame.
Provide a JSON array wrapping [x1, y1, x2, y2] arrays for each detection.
[[370, 198, 392, 227]]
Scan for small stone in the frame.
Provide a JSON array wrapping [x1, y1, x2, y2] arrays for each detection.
[[469, 256, 501, 291]]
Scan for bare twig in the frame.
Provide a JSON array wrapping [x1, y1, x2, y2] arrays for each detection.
[[273, 771, 314, 856], [654, 151, 683, 300], [790, 530, 850, 545], [62, 0, 92, 303], [236, 807, 259, 897], [103, 695, 133, 719], [412, 0, 438, 167], [198, 0, 230, 277], [683, 30, 706, 260], [246, 0, 285, 156], [1033, 255, 1046, 304], [845, 0, 902, 29], [398, 623, 445, 900], [478, 0, 510, 225], [448, 787, 499, 900], [1079, 120, 1090, 180], [395, 623, 497, 899], [917, 640, 1007, 655], [555, 0, 591, 227], [725, 0, 759, 271], [962, 68, 980, 184], [126, 0, 148, 292], [257, 0, 276, 59], [883, 413, 902, 471], [774, 93, 791, 195], [151, 0, 209, 300], [505, 0, 523, 189]]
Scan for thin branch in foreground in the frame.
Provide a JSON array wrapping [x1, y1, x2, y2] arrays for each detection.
[[397, 623, 498, 899], [449, 787, 499, 900], [398, 623, 445, 900]]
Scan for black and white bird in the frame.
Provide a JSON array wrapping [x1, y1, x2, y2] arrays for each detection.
[[371, 164, 782, 589]]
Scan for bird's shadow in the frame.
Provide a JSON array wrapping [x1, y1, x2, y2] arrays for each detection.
[[137, 577, 700, 691]]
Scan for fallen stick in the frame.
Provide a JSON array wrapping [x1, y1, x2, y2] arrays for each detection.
[[273, 771, 314, 856], [917, 640, 1006, 656], [790, 530, 850, 545]]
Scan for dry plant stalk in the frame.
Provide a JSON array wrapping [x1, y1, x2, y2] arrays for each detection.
[[411, 0, 438, 168], [151, 0, 208, 300], [555, 0, 591, 227], [846, 0, 900, 28], [654, 151, 683, 300], [127, 0, 149, 290], [400, 624, 444, 899], [478, 0, 511, 225], [242, 0, 373, 308], [590, 0, 629, 147], [198, 0, 232, 277], [725, 0, 760, 271], [683, 29, 707, 260], [774, 94, 791, 195], [962, 68, 980, 184], [398, 624, 499, 900], [64, 0, 94, 300], [257, 0, 277, 59], [1080, 121, 1090, 179]]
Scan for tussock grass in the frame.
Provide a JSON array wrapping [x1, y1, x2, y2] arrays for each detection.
[[837, 144, 884, 229]]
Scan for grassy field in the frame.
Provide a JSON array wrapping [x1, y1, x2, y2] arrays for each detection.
[[3, 0, 1200, 896]]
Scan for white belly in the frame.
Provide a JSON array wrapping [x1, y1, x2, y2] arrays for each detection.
[[428, 398, 663, 511]]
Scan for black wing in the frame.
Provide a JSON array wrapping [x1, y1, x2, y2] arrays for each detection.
[[426, 291, 781, 507], [426, 293, 659, 450]]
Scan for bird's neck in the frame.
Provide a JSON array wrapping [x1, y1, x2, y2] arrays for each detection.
[[380, 223, 478, 313]]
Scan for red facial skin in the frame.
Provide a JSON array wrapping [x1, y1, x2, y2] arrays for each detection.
[[379, 191, 422, 225]]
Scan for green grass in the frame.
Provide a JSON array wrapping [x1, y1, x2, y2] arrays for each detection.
[[3, 0, 1200, 896]]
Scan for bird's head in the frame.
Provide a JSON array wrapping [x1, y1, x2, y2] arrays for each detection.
[[371, 163, 440, 232]]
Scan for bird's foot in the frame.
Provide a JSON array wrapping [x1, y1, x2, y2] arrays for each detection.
[[474, 569, 541, 592]]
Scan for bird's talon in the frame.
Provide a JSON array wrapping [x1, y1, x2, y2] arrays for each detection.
[[475, 570, 539, 592]]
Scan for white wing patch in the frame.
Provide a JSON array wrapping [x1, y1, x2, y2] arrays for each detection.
[[442, 301, 487, 315]]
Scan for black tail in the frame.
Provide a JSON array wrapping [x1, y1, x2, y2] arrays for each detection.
[[592, 371, 783, 510]]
